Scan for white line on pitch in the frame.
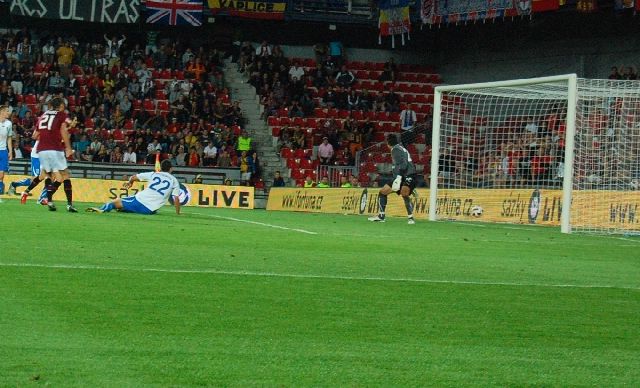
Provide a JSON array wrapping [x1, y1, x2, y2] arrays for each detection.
[[1, 262, 638, 291], [188, 212, 318, 235]]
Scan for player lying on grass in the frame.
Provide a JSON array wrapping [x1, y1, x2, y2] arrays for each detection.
[[87, 159, 181, 215], [368, 133, 417, 224]]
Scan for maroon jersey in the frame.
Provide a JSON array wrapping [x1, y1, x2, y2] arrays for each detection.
[[37, 110, 68, 152]]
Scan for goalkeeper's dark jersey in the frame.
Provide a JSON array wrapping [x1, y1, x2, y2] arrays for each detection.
[[391, 144, 416, 177]]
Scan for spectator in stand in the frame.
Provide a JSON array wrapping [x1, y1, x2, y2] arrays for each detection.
[[322, 87, 337, 108], [272, 170, 286, 187], [56, 41, 75, 75], [399, 104, 417, 131], [42, 39, 56, 64], [310, 63, 329, 88], [329, 40, 344, 67], [347, 89, 360, 111], [174, 144, 188, 166], [317, 176, 330, 188], [379, 58, 398, 82], [318, 136, 334, 165], [288, 100, 304, 118], [385, 87, 401, 112], [123, 145, 137, 164], [236, 130, 252, 157], [217, 150, 232, 167], [256, 41, 272, 58], [203, 140, 218, 166], [188, 147, 201, 167], [340, 175, 352, 188], [73, 134, 90, 159], [304, 176, 315, 188], [608, 66, 621, 80], [623, 66, 638, 80], [110, 146, 124, 164], [47, 71, 65, 94], [335, 65, 355, 88], [313, 42, 328, 65], [94, 144, 110, 163], [146, 138, 162, 164]]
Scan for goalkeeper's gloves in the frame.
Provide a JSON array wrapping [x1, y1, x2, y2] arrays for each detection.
[[391, 175, 402, 191]]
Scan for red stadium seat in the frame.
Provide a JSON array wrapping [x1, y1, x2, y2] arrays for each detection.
[[287, 158, 301, 169], [157, 100, 169, 112], [143, 99, 155, 111], [271, 126, 281, 137], [267, 116, 279, 126], [280, 148, 293, 159], [293, 148, 306, 159]]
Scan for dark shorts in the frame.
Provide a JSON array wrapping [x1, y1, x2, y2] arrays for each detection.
[[381, 174, 417, 195]]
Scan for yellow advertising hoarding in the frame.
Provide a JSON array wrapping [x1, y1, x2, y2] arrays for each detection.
[[267, 187, 639, 230], [1, 174, 254, 209]]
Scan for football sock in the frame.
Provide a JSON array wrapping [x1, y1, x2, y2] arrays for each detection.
[[63, 179, 73, 205], [47, 181, 62, 202], [0, 182, 4, 194], [13, 178, 32, 188], [378, 194, 387, 217], [99, 202, 115, 212], [25, 176, 43, 193], [38, 188, 48, 203], [403, 196, 414, 217]]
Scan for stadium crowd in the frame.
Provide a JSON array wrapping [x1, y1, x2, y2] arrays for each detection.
[[238, 40, 414, 166], [0, 27, 262, 183]]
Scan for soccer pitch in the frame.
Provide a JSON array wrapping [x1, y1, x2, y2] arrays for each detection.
[[1, 199, 639, 386]]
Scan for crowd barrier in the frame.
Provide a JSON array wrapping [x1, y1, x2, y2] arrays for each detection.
[[266, 187, 639, 230], [1, 174, 255, 209]]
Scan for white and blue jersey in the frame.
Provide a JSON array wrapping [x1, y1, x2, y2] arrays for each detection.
[[0, 119, 13, 172], [127, 171, 180, 213], [31, 140, 40, 177]]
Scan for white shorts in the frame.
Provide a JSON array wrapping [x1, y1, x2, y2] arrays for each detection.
[[39, 150, 68, 173], [241, 172, 252, 181]]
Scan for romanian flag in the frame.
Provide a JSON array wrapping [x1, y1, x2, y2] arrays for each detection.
[[379, 0, 410, 37], [208, 0, 286, 20]]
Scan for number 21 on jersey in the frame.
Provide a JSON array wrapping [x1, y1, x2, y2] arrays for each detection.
[[38, 112, 57, 131]]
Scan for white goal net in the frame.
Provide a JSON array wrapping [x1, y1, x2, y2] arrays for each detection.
[[429, 74, 640, 234]]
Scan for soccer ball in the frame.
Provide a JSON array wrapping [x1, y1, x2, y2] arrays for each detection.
[[168, 183, 192, 206], [470, 205, 483, 218]]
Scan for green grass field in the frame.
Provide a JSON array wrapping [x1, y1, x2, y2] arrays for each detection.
[[1, 198, 639, 386]]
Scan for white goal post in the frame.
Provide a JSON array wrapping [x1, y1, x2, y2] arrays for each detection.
[[428, 74, 640, 234]]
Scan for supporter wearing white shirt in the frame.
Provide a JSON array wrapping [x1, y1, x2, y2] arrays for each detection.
[[256, 41, 272, 57], [203, 142, 218, 166], [399, 105, 417, 130], [289, 63, 305, 82], [123, 146, 137, 164]]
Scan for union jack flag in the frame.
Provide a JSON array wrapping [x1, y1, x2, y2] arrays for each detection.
[[145, 0, 203, 26]]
